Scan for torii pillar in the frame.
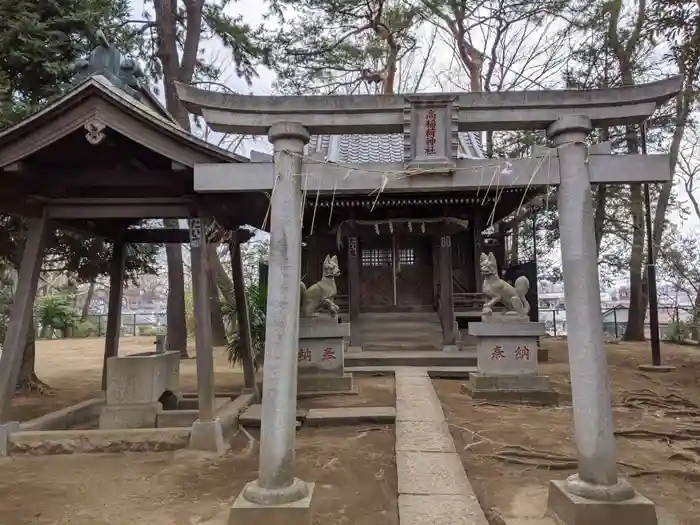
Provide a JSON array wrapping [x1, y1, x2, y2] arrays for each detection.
[[546, 116, 657, 523], [230, 122, 314, 523]]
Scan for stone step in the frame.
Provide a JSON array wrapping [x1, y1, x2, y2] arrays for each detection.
[[345, 351, 477, 368], [360, 331, 444, 345], [359, 312, 441, 323], [239, 404, 395, 427], [362, 342, 444, 352], [360, 324, 443, 336], [346, 365, 476, 378]]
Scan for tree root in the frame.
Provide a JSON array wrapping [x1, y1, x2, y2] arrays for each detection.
[[15, 374, 54, 396], [614, 428, 700, 441], [669, 451, 700, 464], [484, 445, 642, 471], [618, 389, 700, 416], [629, 468, 700, 482]]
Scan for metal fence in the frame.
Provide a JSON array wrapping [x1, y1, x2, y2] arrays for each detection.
[[539, 306, 698, 341], [79, 313, 168, 337]]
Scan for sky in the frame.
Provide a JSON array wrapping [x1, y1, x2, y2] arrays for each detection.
[[127, 1, 699, 277]]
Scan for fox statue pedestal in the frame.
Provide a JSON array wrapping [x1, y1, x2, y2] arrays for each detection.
[[465, 315, 557, 405], [297, 317, 353, 395]]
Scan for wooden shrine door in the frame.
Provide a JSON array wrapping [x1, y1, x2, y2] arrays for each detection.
[[359, 235, 394, 310], [395, 235, 434, 307], [359, 234, 434, 311]]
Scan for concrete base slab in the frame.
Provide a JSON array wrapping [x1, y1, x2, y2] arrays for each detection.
[[0, 421, 20, 457], [239, 404, 306, 428], [637, 364, 677, 373], [399, 494, 488, 525], [305, 406, 395, 426], [442, 345, 459, 353], [189, 418, 226, 453], [297, 374, 353, 394], [20, 396, 104, 432], [297, 386, 358, 399], [229, 482, 314, 525], [10, 427, 190, 455], [462, 374, 559, 405], [547, 480, 658, 525], [347, 346, 362, 354], [99, 402, 161, 429]]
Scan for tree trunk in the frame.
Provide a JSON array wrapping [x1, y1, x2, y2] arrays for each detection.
[[623, 125, 646, 341], [208, 268, 228, 346], [16, 325, 49, 393], [81, 280, 96, 319], [154, 0, 207, 359], [690, 290, 700, 342], [164, 219, 189, 358], [209, 244, 236, 305], [624, 186, 647, 341]]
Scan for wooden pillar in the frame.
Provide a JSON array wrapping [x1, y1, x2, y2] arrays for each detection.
[[347, 237, 361, 338], [439, 232, 456, 349], [229, 240, 259, 399], [101, 240, 127, 390], [473, 213, 484, 293], [0, 214, 48, 421], [189, 216, 225, 452], [190, 217, 215, 422]]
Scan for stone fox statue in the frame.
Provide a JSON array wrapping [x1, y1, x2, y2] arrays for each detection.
[[480, 252, 530, 317], [300, 255, 341, 318]]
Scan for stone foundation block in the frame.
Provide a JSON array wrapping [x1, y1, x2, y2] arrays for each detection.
[[99, 402, 160, 430], [462, 374, 558, 406], [229, 482, 314, 525], [462, 373, 559, 405], [468, 372, 552, 391], [547, 480, 657, 525], [189, 418, 225, 453], [297, 374, 353, 394], [0, 421, 20, 457]]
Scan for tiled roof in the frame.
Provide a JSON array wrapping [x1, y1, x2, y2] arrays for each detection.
[[305, 132, 484, 163]]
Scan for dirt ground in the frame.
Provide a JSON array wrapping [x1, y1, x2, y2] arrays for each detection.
[[434, 338, 700, 525], [3, 338, 398, 525], [10, 337, 246, 422], [299, 375, 395, 410], [0, 425, 397, 525]]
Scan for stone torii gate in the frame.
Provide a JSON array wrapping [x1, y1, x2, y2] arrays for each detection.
[[176, 77, 682, 525]]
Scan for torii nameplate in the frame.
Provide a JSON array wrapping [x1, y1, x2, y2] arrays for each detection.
[[403, 94, 458, 170]]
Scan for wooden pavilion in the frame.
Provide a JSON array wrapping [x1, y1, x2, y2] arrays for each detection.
[[0, 38, 258, 436]]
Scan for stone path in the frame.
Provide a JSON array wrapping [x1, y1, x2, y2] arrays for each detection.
[[394, 367, 489, 525]]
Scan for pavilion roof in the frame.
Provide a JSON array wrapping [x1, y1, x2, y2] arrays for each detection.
[[0, 74, 245, 168]]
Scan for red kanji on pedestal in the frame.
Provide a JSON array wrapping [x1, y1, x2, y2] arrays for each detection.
[[491, 346, 505, 360], [322, 347, 336, 361], [515, 346, 530, 361], [298, 348, 312, 362]]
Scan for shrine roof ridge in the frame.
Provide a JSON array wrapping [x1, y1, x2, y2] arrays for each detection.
[[175, 76, 682, 136]]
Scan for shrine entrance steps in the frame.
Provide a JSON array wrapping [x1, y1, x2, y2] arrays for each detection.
[[356, 311, 445, 352], [345, 351, 476, 372]]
